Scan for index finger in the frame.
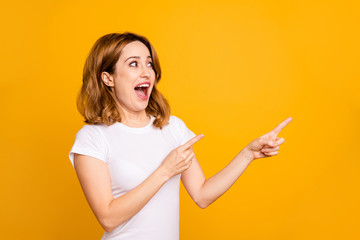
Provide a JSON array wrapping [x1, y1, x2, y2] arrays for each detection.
[[180, 134, 204, 151], [271, 117, 293, 134]]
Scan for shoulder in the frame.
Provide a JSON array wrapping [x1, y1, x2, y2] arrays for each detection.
[[74, 124, 108, 141], [69, 124, 109, 167], [167, 115, 196, 145], [169, 115, 186, 125], [167, 115, 193, 134], [168, 115, 187, 129], [76, 123, 103, 134]]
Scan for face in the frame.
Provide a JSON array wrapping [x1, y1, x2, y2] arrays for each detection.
[[102, 41, 155, 115]]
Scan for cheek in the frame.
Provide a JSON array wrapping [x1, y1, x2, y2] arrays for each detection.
[[113, 80, 133, 100], [115, 84, 133, 99], [114, 73, 134, 92]]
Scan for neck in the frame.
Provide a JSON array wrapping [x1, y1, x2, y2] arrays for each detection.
[[117, 104, 151, 128]]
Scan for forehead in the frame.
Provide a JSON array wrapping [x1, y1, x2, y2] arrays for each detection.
[[119, 41, 150, 58]]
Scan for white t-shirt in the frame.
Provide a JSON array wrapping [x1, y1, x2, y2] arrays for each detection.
[[69, 115, 196, 240]]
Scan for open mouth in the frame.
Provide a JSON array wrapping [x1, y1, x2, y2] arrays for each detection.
[[134, 82, 150, 99]]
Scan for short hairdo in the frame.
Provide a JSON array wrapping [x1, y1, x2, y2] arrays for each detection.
[[77, 32, 171, 128]]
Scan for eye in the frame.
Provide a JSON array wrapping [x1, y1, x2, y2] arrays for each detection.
[[129, 61, 137, 67], [147, 62, 153, 67]]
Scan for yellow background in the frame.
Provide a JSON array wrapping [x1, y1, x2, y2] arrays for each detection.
[[1, 0, 359, 239]]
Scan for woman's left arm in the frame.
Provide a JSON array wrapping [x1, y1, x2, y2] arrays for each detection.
[[181, 117, 292, 209]]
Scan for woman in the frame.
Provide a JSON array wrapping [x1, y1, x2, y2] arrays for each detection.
[[69, 32, 292, 240]]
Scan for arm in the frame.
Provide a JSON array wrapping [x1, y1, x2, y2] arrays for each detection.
[[181, 149, 252, 209], [74, 154, 169, 232], [181, 117, 292, 209], [73, 134, 204, 232]]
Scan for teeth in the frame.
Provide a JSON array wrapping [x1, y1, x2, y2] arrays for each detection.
[[136, 83, 149, 88]]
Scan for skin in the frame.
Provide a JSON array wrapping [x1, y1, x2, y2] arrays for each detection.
[[73, 40, 293, 232], [101, 40, 155, 127]]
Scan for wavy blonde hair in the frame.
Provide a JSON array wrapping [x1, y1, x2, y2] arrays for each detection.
[[77, 32, 171, 128]]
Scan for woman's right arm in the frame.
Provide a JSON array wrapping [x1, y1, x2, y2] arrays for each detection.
[[73, 134, 203, 233], [74, 154, 168, 232]]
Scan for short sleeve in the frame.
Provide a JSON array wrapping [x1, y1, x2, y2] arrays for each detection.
[[171, 116, 196, 145], [68, 125, 108, 167]]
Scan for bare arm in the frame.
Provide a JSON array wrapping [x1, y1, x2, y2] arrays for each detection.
[[181, 149, 253, 209], [181, 117, 292, 209], [74, 154, 169, 232], [73, 134, 204, 232]]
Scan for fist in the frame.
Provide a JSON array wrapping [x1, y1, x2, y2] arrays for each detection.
[[160, 134, 204, 178]]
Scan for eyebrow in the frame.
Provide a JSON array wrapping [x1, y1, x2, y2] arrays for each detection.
[[125, 56, 152, 62]]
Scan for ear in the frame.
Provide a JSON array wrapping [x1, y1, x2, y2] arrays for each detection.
[[101, 72, 115, 87]]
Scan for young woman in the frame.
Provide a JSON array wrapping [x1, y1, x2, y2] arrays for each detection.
[[69, 32, 292, 240]]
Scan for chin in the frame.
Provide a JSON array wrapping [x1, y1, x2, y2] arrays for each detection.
[[135, 101, 149, 111]]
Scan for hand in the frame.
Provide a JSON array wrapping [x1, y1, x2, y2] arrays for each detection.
[[242, 117, 292, 163], [159, 134, 204, 179]]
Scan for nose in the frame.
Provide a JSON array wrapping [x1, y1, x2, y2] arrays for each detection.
[[141, 64, 151, 78]]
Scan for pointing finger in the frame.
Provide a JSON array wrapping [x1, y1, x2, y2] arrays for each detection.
[[180, 134, 204, 151], [272, 117, 293, 135]]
